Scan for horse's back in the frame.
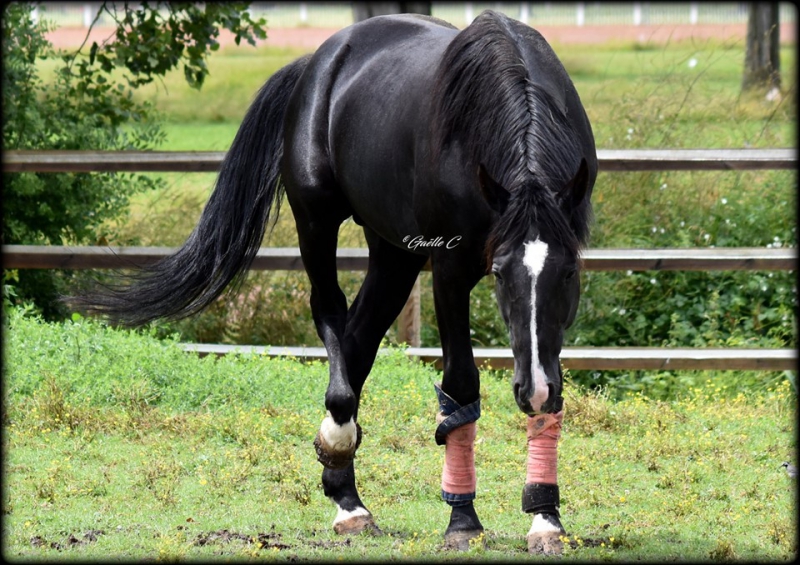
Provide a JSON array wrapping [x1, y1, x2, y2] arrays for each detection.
[[281, 11, 595, 248], [282, 14, 459, 241], [285, 13, 458, 173]]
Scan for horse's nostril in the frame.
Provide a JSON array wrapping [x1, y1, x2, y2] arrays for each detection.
[[547, 383, 555, 402]]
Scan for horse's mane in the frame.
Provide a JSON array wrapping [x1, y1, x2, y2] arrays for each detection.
[[430, 10, 591, 263]]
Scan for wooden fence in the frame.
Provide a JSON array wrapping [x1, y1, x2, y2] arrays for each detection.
[[3, 148, 796, 173], [3, 149, 797, 371]]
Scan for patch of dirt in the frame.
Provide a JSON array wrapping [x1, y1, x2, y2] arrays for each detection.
[[30, 530, 105, 551], [193, 529, 251, 545], [193, 528, 291, 551], [307, 537, 353, 550], [564, 536, 615, 549]]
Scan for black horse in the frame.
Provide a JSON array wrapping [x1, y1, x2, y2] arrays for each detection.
[[71, 10, 596, 554]]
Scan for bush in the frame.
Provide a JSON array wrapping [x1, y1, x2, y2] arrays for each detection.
[[2, 2, 267, 320], [1, 3, 163, 319]]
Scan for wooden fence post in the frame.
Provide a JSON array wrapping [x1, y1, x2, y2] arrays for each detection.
[[397, 276, 421, 347]]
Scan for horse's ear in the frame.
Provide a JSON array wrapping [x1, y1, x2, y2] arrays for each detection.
[[478, 164, 510, 214], [558, 158, 590, 210]]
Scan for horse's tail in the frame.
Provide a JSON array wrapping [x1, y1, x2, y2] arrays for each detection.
[[68, 55, 311, 327]]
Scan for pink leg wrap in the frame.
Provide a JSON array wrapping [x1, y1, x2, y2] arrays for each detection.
[[526, 411, 563, 485], [441, 421, 477, 495]]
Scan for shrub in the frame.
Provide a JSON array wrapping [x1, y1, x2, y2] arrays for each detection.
[[2, 2, 267, 319], [1, 3, 163, 319]]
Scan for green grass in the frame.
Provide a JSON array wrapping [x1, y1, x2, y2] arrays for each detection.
[[8, 36, 794, 559], [3, 308, 797, 560], [55, 37, 785, 151]]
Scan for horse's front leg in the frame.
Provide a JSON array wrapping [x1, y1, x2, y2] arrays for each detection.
[[434, 383, 484, 550], [524, 410, 566, 555], [431, 262, 486, 550]]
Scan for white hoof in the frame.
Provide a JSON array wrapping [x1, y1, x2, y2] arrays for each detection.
[[527, 513, 565, 555], [332, 505, 381, 535]]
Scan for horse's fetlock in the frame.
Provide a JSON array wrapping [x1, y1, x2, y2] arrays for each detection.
[[314, 414, 362, 470], [320, 412, 358, 450], [325, 387, 357, 421]]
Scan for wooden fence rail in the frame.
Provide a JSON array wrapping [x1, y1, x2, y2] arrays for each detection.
[[2, 245, 797, 272], [3, 149, 796, 371], [181, 344, 797, 372], [3, 148, 797, 172]]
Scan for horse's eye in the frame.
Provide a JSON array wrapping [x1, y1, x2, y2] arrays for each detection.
[[564, 268, 577, 282], [492, 266, 504, 284]]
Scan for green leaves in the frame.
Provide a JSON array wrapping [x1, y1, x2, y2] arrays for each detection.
[[64, 2, 267, 91], [2, 2, 266, 319], [88, 41, 98, 65]]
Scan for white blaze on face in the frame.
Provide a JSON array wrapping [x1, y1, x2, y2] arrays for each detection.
[[320, 411, 358, 452], [523, 238, 549, 412]]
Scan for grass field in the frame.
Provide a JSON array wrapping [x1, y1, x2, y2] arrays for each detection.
[[6, 27, 796, 561], [126, 39, 796, 149], [3, 308, 797, 560]]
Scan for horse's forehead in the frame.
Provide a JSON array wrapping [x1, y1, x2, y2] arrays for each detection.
[[522, 238, 548, 277], [519, 236, 575, 276]]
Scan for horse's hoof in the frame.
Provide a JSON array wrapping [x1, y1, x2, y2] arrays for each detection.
[[527, 532, 564, 555], [443, 529, 485, 551], [333, 514, 382, 536], [313, 423, 362, 470]]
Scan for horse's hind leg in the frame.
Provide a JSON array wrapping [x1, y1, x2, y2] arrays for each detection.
[[324, 229, 427, 534], [287, 184, 360, 470]]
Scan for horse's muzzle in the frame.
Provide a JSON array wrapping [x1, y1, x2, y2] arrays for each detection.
[[513, 367, 563, 415]]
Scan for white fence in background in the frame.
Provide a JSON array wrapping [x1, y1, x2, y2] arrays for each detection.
[[33, 2, 797, 29]]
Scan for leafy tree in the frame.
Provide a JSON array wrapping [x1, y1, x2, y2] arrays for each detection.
[[2, 2, 266, 319]]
